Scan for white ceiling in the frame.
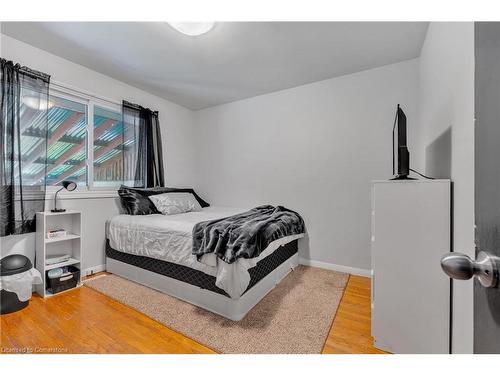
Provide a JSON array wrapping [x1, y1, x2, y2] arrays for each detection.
[[1, 22, 428, 110]]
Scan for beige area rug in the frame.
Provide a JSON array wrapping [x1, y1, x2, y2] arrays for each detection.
[[84, 265, 348, 354]]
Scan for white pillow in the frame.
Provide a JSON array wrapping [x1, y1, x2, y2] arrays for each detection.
[[149, 192, 202, 215]]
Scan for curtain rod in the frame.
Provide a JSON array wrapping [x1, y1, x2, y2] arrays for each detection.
[[1, 58, 51, 83], [20, 65, 51, 83], [123, 100, 159, 115]]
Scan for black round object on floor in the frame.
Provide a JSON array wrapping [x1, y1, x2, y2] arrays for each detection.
[[0, 290, 29, 315], [0, 254, 32, 276], [0, 254, 33, 315]]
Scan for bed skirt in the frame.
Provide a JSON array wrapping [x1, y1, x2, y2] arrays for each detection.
[[105, 239, 298, 297], [105, 239, 300, 320]]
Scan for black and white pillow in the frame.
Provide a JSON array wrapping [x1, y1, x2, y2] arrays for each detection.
[[117, 187, 159, 215], [118, 185, 209, 215]]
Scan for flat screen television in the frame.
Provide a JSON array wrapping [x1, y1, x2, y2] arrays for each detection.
[[392, 104, 412, 180]]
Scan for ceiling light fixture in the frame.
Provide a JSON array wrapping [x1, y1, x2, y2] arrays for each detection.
[[168, 22, 215, 36]]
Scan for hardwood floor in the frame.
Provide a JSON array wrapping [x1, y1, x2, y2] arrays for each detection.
[[0, 274, 385, 354], [322, 275, 386, 354]]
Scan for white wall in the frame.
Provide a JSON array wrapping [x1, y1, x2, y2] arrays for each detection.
[[418, 22, 475, 354], [193, 59, 420, 273], [0, 34, 197, 273]]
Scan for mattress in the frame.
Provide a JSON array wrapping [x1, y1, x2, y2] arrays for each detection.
[[107, 207, 304, 298]]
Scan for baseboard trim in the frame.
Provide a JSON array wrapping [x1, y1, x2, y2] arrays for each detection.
[[298, 258, 371, 277], [83, 264, 106, 277]]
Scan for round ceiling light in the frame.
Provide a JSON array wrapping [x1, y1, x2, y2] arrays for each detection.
[[168, 22, 215, 36]]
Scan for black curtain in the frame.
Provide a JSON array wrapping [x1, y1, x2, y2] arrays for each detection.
[[1, 59, 50, 236], [122, 100, 164, 188]]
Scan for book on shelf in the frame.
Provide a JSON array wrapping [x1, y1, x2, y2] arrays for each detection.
[[47, 229, 67, 239]]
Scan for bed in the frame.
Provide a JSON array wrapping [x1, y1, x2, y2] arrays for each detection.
[[105, 206, 304, 320]]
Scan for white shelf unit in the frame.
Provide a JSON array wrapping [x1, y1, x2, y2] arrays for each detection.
[[35, 210, 82, 298]]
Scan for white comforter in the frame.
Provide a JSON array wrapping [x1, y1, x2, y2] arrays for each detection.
[[107, 207, 303, 298]]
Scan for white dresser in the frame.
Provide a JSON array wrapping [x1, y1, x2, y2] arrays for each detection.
[[371, 179, 451, 353]]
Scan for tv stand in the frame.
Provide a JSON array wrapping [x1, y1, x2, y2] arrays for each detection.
[[390, 175, 417, 181]]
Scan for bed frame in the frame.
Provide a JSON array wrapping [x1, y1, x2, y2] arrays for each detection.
[[105, 240, 299, 321]]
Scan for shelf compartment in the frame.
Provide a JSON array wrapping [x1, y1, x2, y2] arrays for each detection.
[[45, 234, 81, 243], [45, 283, 82, 297], [45, 258, 80, 270]]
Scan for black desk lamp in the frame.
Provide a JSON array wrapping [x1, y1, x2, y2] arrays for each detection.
[[51, 180, 77, 213]]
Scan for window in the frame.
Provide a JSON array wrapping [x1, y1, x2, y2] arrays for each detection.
[[17, 85, 52, 188], [93, 106, 124, 188], [19, 85, 139, 192], [122, 110, 143, 187], [45, 96, 88, 187]]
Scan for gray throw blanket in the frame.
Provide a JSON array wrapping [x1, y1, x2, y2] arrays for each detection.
[[192, 205, 305, 264]]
